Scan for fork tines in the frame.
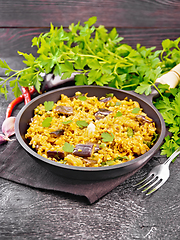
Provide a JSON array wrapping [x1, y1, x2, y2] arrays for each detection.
[[135, 174, 164, 195]]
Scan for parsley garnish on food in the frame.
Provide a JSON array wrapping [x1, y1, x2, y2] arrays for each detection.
[[132, 107, 140, 114], [78, 96, 87, 101], [62, 120, 73, 125], [62, 142, 74, 153], [127, 127, 134, 138], [76, 120, 88, 128], [42, 117, 53, 127], [114, 111, 122, 118], [101, 132, 114, 142], [114, 156, 129, 160], [44, 101, 54, 111], [106, 93, 114, 98]]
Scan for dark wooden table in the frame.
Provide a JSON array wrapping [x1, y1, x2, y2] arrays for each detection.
[[0, 1, 180, 239]]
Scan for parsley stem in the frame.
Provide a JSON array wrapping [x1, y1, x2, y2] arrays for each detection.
[[104, 45, 123, 61], [3, 67, 31, 83], [121, 83, 138, 89], [84, 39, 95, 56], [152, 83, 164, 98], [77, 53, 110, 63]]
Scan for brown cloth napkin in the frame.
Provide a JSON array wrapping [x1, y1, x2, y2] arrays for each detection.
[[0, 138, 149, 204]]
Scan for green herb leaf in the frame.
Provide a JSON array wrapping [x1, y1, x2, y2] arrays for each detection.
[[101, 132, 114, 142], [76, 120, 88, 128], [127, 127, 134, 138], [106, 93, 114, 98], [114, 156, 129, 160], [74, 74, 88, 85], [44, 101, 54, 111], [62, 142, 74, 153], [42, 117, 53, 127], [132, 107, 140, 114], [114, 111, 122, 118], [135, 83, 152, 95], [105, 160, 115, 166], [62, 120, 73, 125], [99, 143, 106, 148], [78, 96, 87, 101]]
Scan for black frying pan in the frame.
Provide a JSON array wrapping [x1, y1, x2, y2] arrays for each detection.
[[15, 85, 166, 180]]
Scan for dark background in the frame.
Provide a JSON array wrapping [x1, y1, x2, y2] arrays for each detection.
[[0, 1, 180, 239]]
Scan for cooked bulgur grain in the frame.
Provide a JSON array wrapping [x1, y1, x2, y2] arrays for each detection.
[[25, 92, 157, 167]]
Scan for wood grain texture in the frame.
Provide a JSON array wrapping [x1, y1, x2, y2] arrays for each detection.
[[0, 156, 180, 239], [0, 0, 179, 28]]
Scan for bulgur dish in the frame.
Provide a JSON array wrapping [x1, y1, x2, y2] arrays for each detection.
[[25, 92, 158, 167]]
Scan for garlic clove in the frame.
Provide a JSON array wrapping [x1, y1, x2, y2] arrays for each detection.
[[2, 116, 16, 137], [0, 133, 11, 145]]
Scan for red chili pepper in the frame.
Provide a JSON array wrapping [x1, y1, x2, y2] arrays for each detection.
[[6, 86, 36, 119], [21, 87, 31, 105]]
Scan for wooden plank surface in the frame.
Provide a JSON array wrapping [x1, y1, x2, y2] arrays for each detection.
[[0, 0, 180, 28]]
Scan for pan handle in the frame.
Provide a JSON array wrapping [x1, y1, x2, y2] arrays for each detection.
[[156, 63, 180, 89], [144, 84, 160, 103], [146, 63, 180, 103]]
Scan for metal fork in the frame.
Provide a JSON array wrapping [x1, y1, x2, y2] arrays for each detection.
[[135, 146, 180, 195]]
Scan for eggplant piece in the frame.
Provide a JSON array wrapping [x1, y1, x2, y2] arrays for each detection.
[[94, 108, 112, 120], [136, 115, 153, 123], [73, 144, 94, 157], [70, 93, 86, 100], [55, 106, 74, 115], [83, 158, 97, 166], [47, 150, 65, 160], [50, 129, 64, 137], [94, 144, 100, 153], [99, 97, 112, 102]]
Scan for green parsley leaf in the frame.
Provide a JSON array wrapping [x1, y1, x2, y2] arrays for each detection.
[[127, 127, 134, 138], [114, 156, 129, 160], [42, 117, 53, 127], [132, 107, 140, 114], [78, 96, 87, 101], [135, 83, 152, 95], [105, 160, 115, 166], [114, 111, 122, 118], [74, 74, 88, 85], [76, 120, 88, 128], [99, 143, 106, 148], [62, 142, 74, 153], [44, 101, 54, 111], [101, 132, 114, 142], [106, 93, 114, 98], [62, 120, 73, 125]]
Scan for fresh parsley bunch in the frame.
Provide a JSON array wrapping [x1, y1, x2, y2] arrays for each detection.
[[154, 85, 180, 159], [0, 16, 179, 99]]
